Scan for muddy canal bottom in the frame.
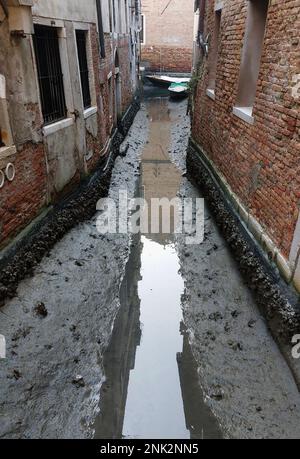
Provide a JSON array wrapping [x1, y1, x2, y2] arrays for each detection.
[[94, 98, 221, 439]]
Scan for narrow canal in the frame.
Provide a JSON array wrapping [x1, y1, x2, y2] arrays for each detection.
[[95, 97, 222, 439], [1, 90, 300, 440]]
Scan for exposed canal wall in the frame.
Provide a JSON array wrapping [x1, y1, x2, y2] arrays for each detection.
[[170, 100, 300, 439], [0, 101, 148, 439], [186, 139, 300, 389], [0, 98, 140, 308]]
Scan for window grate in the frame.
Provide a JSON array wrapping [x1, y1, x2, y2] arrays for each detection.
[[76, 30, 91, 109], [33, 25, 67, 125]]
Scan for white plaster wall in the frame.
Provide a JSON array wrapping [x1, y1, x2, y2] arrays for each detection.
[[102, 0, 111, 33], [45, 124, 78, 193], [32, 0, 97, 24]]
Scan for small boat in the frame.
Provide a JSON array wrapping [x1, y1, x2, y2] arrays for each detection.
[[168, 82, 189, 99], [146, 74, 190, 87]]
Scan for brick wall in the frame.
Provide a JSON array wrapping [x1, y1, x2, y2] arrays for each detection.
[[192, 0, 300, 261], [0, 19, 137, 248], [85, 27, 112, 174], [118, 36, 134, 113], [0, 142, 47, 247], [142, 45, 193, 73], [141, 0, 194, 73], [86, 30, 134, 174]]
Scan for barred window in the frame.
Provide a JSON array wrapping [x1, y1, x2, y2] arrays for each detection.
[[76, 30, 91, 109], [33, 25, 67, 125]]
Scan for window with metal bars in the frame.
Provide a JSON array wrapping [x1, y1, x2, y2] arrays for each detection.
[[33, 25, 67, 125], [76, 30, 91, 109]]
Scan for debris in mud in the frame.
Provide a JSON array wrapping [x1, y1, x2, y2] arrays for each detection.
[[34, 302, 48, 318], [206, 330, 216, 342], [75, 260, 84, 267], [9, 370, 22, 381], [224, 322, 231, 333], [228, 341, 243, 351], [231, 310, 241, 319], [72, 375, 85, 388], [11, 327, 31, 342], [209, 312, 223, 322], [210, 387, 225, 401], [119, 143, 129, 157]]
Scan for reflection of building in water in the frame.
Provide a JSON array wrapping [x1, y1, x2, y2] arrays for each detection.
[[94, 233, 142, 439], [141, 98, 181, 246], [95, 97, 222, 439], [177, 323, 222, 440]]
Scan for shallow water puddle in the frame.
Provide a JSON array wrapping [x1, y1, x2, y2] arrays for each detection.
[[123, 238, 187, 439], [94, 98, 221, 439]]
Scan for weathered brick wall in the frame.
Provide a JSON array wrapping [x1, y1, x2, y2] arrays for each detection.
[[86, 27, 112, 174], [0, 19, 137, 247], [118, 36, 134, 113], [141, 0, 194, 73], [192, 0, 300, 260], [86, 30, 134, 174], [0, 19, 48, 248], [142, 45, 193, 73], [0, 143, 47, 247]]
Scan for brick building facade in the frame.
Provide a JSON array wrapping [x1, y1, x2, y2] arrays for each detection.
[[191, 0, 300, 291], [141, 0, 195, 73], [0, 0, 141, 249]]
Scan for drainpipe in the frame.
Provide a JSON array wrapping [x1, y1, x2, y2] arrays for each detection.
[[96, 0, 106, 58]]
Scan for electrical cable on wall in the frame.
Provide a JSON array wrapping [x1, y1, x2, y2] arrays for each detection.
[[160, 0, 173, 16]]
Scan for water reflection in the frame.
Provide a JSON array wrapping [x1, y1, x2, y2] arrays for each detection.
[[177, 324, 222, 439], [141, 98, 181, 246], [94, 234, 142, 439], [94, 97, 221, 439], [122, 237, 188, 439]]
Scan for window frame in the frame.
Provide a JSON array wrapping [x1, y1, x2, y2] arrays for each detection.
[[75, 29, 92, 110], [33, 24, 68, 126], [207, 5, 222, 98], [233, 0, 269, 124]]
